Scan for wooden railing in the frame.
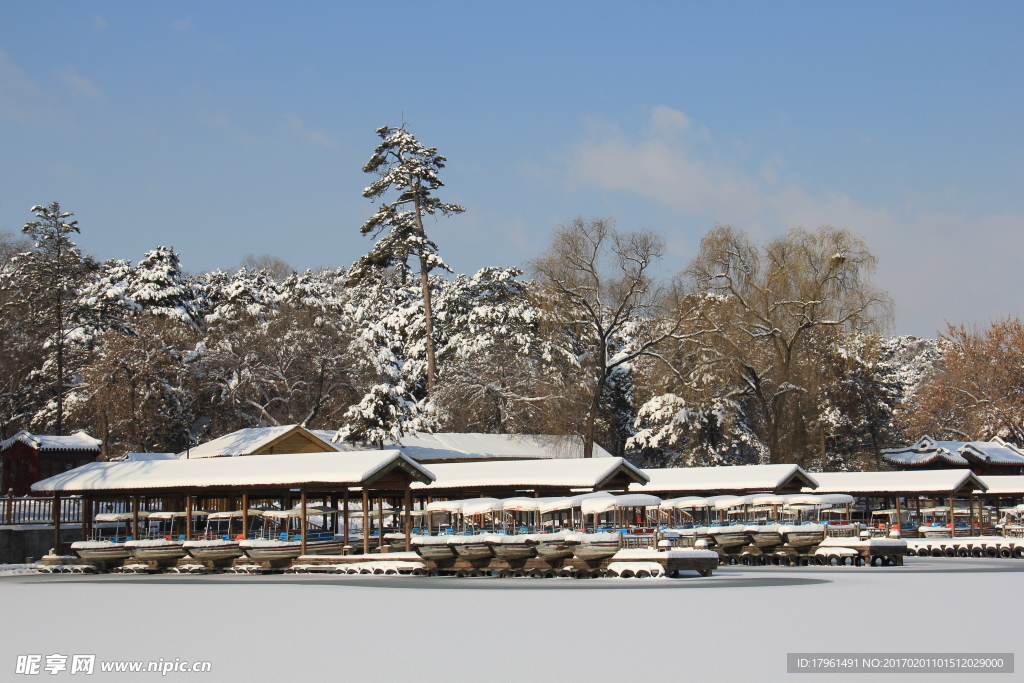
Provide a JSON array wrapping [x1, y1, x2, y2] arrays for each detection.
[[3, 494, 82, 525]]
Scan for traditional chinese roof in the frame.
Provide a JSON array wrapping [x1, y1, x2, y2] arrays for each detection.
[[0, 430, 101, 454]]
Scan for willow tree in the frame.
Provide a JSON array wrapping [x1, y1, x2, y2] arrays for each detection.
[[683, 225, 892, 464], [351, 125, 465, 396]]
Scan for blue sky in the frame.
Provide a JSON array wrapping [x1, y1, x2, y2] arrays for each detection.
[[1, 2, 1021, 336]]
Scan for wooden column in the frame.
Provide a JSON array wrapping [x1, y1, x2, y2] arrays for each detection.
[[404, 486, 413, 552], [52, 493, 61, 554], [241, 492, 249, 538], [300, 490, 308, 556], [378, 496, 385, 550], [894, 495, 902, 533], [131, 496, 140, 539], [185, 494, 193, 540], [362, 489, 370, 555], [342, 489, 350, 548], [80, 496, 89, 541], [968, 491, 975, 536], [949, 493, 955, 537]]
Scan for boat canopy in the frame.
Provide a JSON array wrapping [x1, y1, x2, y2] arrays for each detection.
[[747, 494, 788, 506], [94, 511, 151, 522], [538, 491, 613, 514], [425, 499, 466, 513], [259, 506, 337, 518], [501, 497, 541, 512], [147, 510, 211, 519], [664, 496, 711, 509], [580, 493, 662, 515], [712, 495, 748, 510], [206, 509, 259, 519], [460, 498, 504, 516]]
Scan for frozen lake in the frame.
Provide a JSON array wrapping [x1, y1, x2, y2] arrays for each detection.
[[1, 556, 1020, 682]]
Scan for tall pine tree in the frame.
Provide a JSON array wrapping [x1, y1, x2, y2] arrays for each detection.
[[351, 125, 465, 396]]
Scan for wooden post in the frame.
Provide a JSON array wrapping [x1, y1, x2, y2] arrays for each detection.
[[131, 496, 139, 539], [404, 486, 413, 552], [378, 496, 385, 550], [300, 490, 308, 557], [185, 494, 193, 540], [241, 492, 249, 538], [52, 493, 61, 554], [894, 495, 902, 533], [362, 489, 370, 556], [342, 489, 350, 548], [948, 493, 955, 537], [81, 496, 89, 541]]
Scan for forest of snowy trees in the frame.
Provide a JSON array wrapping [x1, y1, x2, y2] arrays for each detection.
[[0, 127, 1016, 472]]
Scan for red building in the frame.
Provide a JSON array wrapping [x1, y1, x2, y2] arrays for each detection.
[[0, 431, 101, 496]]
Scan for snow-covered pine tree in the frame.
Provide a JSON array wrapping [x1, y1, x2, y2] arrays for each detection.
[[8, 203, 98, 434], [351, 125, 465, 396], [130, 246, 200, 328]]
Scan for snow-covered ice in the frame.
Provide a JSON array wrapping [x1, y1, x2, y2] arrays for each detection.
[[0, 557, 1019, 682]]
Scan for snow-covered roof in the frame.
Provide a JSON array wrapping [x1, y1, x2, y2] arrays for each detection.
[[803, 469, 986, 495], [181, 425, 340, 458], [627, 464, 818, 494], [123, 453, 180, 461], [580, 493, 662, 515], [410, 457, 648, 492], [882, 436, 1024, 468], [0, 430, 101, 454], [30, 450, 434, 494], [309, 431, 613, 461], [975, 476, 1024, 496]]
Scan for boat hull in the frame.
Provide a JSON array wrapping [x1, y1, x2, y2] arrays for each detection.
[[709, 530, 752, 548], [530, 541, 575, 561], [125, 541, 187, 561], [414, 545, 457, 561], [183, 541, 244, 561], [451, 544, 493, 561], [782, 532, 825, 548], [491, 543, 536, 561], [241, 539, 346, 560], [749, 530, 783, 548], [571, 542, 620, 561], [71, 541, 131, 561]]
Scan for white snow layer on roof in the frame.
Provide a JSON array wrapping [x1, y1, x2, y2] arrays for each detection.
[[882, 436, 1024, 467], [580, 493, 663, 514], [976, 476, 1024, 495], [803, 469, 985, 494], [124, 452, 180, 461], [628, 464, 817, 493], [311, 431, 612, 460], [409, 457, 647, 490], [30, 450, 434, 493], [181, 425, 342, 458], [0, 430, 101, 453]]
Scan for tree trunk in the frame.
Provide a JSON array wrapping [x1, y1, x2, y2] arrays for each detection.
[[419, 255, 436, 397], [583, 375, 607, 458], [55, 328, 64, 436]]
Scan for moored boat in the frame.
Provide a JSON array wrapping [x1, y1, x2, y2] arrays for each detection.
[[72, 511, 150, 561], [569, 532, 621, 561], [708, 525, 752, 548], [487, 534, 536, 561], [450, 534, 494, 561], [410, 535, 457, 561], [125, 538, 189, 561], [240, 535, 345, 560], [525, 530, 577, 560], [747, 524, 783, 548], [779, 523, 826, 548]]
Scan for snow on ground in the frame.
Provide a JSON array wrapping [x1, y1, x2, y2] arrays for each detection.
[[0, 564, 38, 576], [0, 557, 1020, 682]]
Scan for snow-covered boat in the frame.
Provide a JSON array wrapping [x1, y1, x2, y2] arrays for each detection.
[[708, 525, 752, 548], [125, 537, 189, 561], [240, 506, 344, 560], [747, 524, 784, 548], [410, 535, 457, 561], [486, 534, 536, 561], [71, 511, 150, 561], [525, 530, 578, 561], [450, 534, 494, 561], [779, 523, 826, 548], [569, 532, 622, 561], [240, 536, 346, 560], [183, 509, 251, 561]]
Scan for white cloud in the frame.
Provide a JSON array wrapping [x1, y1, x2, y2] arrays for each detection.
[[284, 113, 335, 149], [562, 106, 1024, 336], [56, 67, 101, 99]]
